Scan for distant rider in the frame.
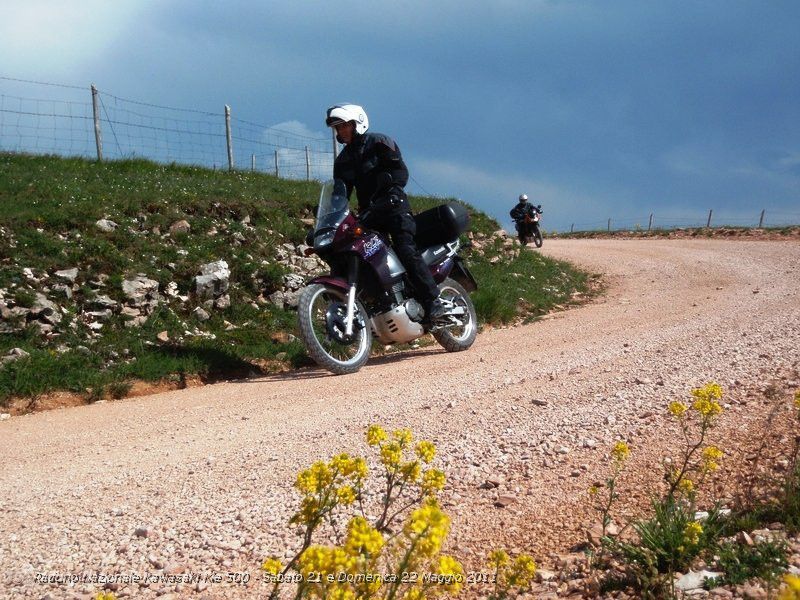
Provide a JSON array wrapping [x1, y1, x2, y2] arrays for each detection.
[[510, 194, 542, 239], [325, 103, 446, 322]]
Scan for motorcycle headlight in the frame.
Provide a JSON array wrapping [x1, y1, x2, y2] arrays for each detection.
[[314, 228, 336, 249]]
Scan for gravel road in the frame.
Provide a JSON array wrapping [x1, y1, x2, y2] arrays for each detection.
[[1, 239, 799, 600]]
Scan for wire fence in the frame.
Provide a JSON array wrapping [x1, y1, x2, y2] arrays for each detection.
[[0, 76, 335, 180], [562, 208, 800, 233]]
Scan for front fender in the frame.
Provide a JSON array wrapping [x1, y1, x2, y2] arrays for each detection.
[[307, 276, 350, 294]]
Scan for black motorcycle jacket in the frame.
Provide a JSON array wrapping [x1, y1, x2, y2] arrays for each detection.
[[510, 202, 538, 222], [333, 132, 410, 214]]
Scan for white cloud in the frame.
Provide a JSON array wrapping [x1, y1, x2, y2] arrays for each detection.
[[0, 1, 154, 77]]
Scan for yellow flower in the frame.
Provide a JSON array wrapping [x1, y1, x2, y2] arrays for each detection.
[[691, 383, 724, 418], [95, 594, 117, 600], [337, 486, 356, 505], [366, 424, 387, 446], [794, 390, 800, 410], [402, 587, 426, 600], [393, 428, 413, 446], [380, 441, 403, 469], [328, 587, 356, 600], [261, 557, 282, 575], [780, 574, 800, 600], [611, 441, 630, 463], [488, 549, 510, 569], [415, 440, 436, 463], [436, 554, 464, 593], [684, 521, 703, 545], [296, 461, 334, 494], [344, 516, 384, 556], [299, 546, 355, 577], [508, 554, 537, 587], [702, 446, 723, 472], [422, 469, 446, 494], [404, 499, 450, 557], [677, 478, 695, 495], [401, 460, 422, 482], [668, 401, 688, 418], [588, 485, 599, 497]]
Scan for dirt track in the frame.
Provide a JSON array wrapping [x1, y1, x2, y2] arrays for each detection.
[[1, 239, 799, 599]]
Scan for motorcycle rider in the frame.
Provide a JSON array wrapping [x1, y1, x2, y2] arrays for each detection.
[[510, 194, 542, 238], [325, 103, 446, 322]]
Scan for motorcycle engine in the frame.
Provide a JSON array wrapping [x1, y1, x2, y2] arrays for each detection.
[[370, 300, 424, 344]]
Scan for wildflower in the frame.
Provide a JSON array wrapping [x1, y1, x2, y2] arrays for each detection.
[[261, 557, 282, 575], [702, 446, 723, 472], [380, 442, 403, 469], [488, 549, 510, 568], [508, 554, 537, 587], [415, 440, 436, 463], [780, 574, 800, 600], [437, 554, 464, 593], [401, 460, 422, 482], [393, 428, 413, 446], [404, 499, 450, 557], [611, 441, 630, 463], [337, 486, 356, 505], [344, 516, 384, 556], [366, 424, 387, 446], [422, 469, 446, 494], [95, 594, 117, 600], [588, 485, 599, 497], [684, 521, 703, 545], [677, 478, 695, 495], [691, 383, 724, 418], [328, 587, 356, 600], [299, 546, 354, 577], [402, 587, 426, 600], [668, 401, 688, 418], [794, 390, 800, 410]]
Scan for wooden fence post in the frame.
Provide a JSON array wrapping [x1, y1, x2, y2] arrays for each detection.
[[570, 223, 574, 233], [225, 105, 234, 171], [274, 150, 279, 178], [759, 209, 765, 228], [707, 209, 713, 228], [648, 213, 653, 231], [607, 218, 611, 232], [91, 84, 103, 161]]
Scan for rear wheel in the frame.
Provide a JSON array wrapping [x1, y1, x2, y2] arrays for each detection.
[[432, 278, 478, 352], [298, 284, 372, 374]]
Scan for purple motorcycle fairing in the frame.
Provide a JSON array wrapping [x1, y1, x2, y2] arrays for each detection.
[[307, 275, 350, 293], [430, 256, 454, 283]]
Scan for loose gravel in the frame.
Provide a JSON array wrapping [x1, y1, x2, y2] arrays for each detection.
[[1, 239, 799, 599]]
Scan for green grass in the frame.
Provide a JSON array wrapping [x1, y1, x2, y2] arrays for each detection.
[[0, 152, 594, 407], [704, 539, 788, 589]]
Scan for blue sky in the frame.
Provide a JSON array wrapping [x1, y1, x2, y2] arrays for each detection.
[[2, 0, 799, 231]]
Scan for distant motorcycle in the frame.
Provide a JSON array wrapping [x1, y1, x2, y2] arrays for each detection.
[[516, 210, 543, 248], [298, 179, 478, 375]]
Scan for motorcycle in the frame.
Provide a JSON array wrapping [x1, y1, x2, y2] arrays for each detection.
[[298, 179, 479, 375], [517, 211, 543, 248]]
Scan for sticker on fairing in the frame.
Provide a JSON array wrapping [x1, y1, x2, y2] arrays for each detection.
[[363, 237, 382, 258]]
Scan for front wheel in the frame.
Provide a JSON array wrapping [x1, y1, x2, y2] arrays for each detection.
[[432, 278, 478, 352], [533, 229, 543, 248], [298, 284, 372, 375]]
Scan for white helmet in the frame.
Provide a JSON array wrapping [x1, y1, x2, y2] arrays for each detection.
[[325, 103, 369, 135], [519, 194, 528, 202]]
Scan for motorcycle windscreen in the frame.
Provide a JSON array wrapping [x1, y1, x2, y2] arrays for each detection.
[[314, 179, 350, 249]]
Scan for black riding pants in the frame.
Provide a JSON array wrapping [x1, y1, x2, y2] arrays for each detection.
[[368, 211, 439, 305]]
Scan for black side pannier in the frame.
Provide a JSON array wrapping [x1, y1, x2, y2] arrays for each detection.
[[414, 202, 470, 248]]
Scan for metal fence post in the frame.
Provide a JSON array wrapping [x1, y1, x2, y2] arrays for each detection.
[[648, 213, 653, 231], [570, 223, 574, 233], [759, 209, 765, 228], [251, 154, 255, 172], [607, 218, 611, 232], [91, 84, 103, 161], [274, 150, 279, 177], [706, 209, 713, 228], [332, 129, 339, 159], [305, 146, 311, 180], [225, 105, 233, 171]]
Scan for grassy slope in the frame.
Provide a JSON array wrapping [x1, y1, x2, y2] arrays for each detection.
[[0, 153, 592, 405]]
